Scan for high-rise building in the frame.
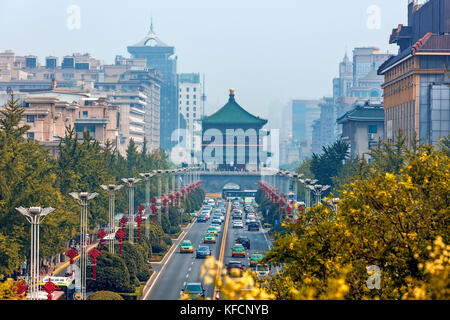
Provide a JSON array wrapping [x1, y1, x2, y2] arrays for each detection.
[[178, 73, 203, 163], [291, 99, 321, 160], [127, 20, 179, 153], [378, 0, 450, 146], [311, 97, 336, 154]]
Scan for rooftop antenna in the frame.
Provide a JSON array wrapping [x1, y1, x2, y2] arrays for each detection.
[[150, 16, 154, 33]]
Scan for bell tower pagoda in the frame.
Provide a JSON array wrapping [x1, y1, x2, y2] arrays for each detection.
[[201, 89, 268, 172]]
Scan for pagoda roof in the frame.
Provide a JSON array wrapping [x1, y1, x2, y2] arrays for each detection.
[[337, 102, 384, 124], [202, 89, 268, 127]]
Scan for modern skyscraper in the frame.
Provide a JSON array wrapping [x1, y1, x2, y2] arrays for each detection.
[[127, 20, 179, 153]]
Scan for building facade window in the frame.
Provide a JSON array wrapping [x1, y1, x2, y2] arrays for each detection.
[[26, 115, 35, 123]]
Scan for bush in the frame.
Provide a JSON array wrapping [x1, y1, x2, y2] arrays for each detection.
[[87, 291, 124, 300], [87, 251, 134, 293]]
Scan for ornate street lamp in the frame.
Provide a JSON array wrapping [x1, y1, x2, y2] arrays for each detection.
[[69, 192, 98, 301], [299, 178, 318, 208], [100, 184, 123, 254], [121, 178, 141, 244], [119, 216, 128, 230], [15, 206, 55, 300], [307, 184, 331, 205]]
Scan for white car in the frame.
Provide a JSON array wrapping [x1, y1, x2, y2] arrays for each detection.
[[255, 264, 270, 277], [233, 220, 244, 228]]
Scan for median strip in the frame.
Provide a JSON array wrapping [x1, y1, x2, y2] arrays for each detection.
[[214, 200, 231, 300]]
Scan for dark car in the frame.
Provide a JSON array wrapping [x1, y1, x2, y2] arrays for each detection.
[[182, 282, 205, 299], [248, 221, 260, 231], [232, 214, 242, 220], [197, 214, 207, 223], [235, 236, 251, 249], [227, 261, 245, 277], [196, 245, 211, 259]]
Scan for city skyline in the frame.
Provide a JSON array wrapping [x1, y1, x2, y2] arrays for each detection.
[[0, 0, 407, 126]]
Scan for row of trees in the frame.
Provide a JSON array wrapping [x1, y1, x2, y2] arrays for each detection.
[[253, 136, 449, 299], [0, 95, 197, 280]]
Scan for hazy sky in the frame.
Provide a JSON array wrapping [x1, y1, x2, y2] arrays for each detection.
[[0, 0, 408, 127]]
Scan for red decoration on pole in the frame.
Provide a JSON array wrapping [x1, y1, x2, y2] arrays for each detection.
[[65, 248, 78, 276], [116, 228, 126, 255], [135, 215, 143, 239], [151, 205, 157, 223], [16, 281, 28, 297], [88, 248, 102, 280], [97, 229, 107, 251], [138, 205, 145, 216], [119, 216, 128, 230], [42, 279, 60, 300]]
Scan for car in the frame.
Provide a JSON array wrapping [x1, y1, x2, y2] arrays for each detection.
[[196, 245, 211, 259], [233, 220, 244, 229], [182, 282, 205, 299], [207, 226, 219, 236], [249, 252, 264, 267], [235, 236, 251, 249], [248, 221, 260, 231], [203, 233, 217, 244], [197, 214, 207, 223], [232, 213, 242, 220], [190, 212, 198, 217], [231, 243, 246, 258], [180, 240, 194, 253], [227, 260, 245, 277], [255, 264, 270, 277], [211, 217, 222, 225], [211, 222, 221, 231]]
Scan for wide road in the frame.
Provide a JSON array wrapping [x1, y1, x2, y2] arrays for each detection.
[[222, 202, 273, 279], [144, 198, 272, 300], [145, 203, 229, 300]]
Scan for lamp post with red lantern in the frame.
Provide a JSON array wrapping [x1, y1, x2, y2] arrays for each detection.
[[69, 192, 98, 301], [15, 206, 55, 300], [121, 178, 141, 244], [119, 216, 128, 231], [100, 184, 123, 254]]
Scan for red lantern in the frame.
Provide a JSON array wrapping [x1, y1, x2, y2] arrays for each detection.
[[138, 205, 145, 216], [16, 281, 28, 297], [169, 194, 175, 208], [151, 205, 157, 223], [119, 216, 128, 230], [42, 279, 60, 300], [135, 215, 143, 239], [116, 229, 126, 255], [97, 229, 107, 251], [88, 248, 102, 280], [65, 248, 78, 276]]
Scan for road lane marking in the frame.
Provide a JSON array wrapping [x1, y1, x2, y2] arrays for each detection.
[[214, 200, 231, 300], [141, 216, 197, 300]]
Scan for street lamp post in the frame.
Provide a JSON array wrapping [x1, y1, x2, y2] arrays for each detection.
[[299, 178, 318, 208], [69, 192, 98, 301], [16, 206, 55, 300], [139, 173, 155, 240], [121, 178, 141, 244], [307, 184, 331, 205], [100, 184, 123, 254]]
